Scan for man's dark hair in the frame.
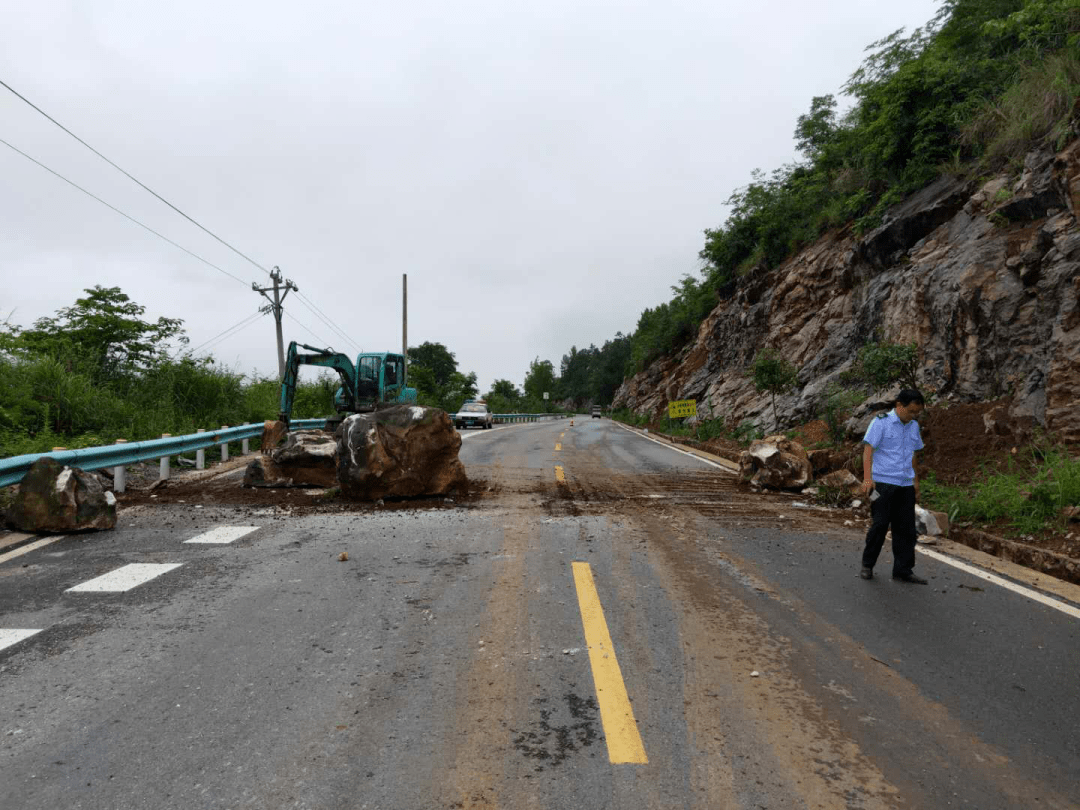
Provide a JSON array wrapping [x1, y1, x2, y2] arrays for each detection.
[[896, 388, 925, 406]]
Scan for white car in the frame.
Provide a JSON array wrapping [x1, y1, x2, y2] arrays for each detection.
[[454, 401, 493, 429]]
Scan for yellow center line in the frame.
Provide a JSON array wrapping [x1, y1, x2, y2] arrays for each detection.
[[571, 561, 648, 764], [555, 442, 562, 451], [554, 465, 565, 483]]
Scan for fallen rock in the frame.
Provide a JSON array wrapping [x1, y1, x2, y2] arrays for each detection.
[[5, 457, 116, 532], [337, 405, 467, 500], [818, 469, 862, 495], [244, 429, 338, 488], [915, 504, 948, 537], [261, 420, 289, 453], [739, 435, 812, 490]]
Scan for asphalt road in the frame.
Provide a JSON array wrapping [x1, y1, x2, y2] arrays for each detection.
[[1, 417, 1078, 809]]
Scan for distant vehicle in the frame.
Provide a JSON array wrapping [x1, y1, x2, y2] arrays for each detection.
[[454, 401, 493, 430], [591, 406, 602, 418]]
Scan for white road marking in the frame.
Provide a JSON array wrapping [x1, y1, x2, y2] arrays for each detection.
[[183, 525, 259, 544], [0, 536, 65, 566], [0, 629, 42, 653], [917, 547, 1080, 620], [612, 421, 735, 473], [0, 532, 35, 552], [66, 563, 183, 593]]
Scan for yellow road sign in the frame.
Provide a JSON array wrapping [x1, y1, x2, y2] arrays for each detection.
[[667, 399, 697, 418]]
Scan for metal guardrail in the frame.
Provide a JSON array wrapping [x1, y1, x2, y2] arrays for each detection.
[[0, 418, 328, 489], [490, 413, 571, 424]]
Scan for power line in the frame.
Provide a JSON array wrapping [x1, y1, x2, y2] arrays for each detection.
[[184, 310, 267, 357], [0, 136, 249, 287], [0, 77, 271, 277], [282, 309, 332, 349], [294, 291, 361, 354]]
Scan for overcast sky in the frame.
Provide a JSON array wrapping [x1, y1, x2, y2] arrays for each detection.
[[2, 0, 941, 394]]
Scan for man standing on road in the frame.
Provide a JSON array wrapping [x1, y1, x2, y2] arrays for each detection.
[[859, 389, 927, 584]]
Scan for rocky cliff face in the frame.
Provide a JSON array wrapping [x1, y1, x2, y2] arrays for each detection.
[[614, 138, 1080, 442]]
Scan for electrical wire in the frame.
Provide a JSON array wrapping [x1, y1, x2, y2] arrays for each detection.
[[0, 77, 271, 277], [0, 136, 249, 287], [183, 310, 267, 357], [294, 291, 361, 354], [283, 309, 332, 349]]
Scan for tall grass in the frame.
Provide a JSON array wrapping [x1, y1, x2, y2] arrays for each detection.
[[0, 355, 339, 457], [922, 448, 1080, 535], [963, 52, 1080, 168]]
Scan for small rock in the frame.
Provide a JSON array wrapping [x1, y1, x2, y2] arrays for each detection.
[[843, 520, 855, 527], [338, 552, 349, 562], [851, 499, 862, 508], [750, 671, 760, 678]]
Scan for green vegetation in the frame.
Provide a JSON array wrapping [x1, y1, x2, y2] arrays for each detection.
[[820, 385, 865, 446], [406, 341, 479, 414], [921, 448, 1080, 535], [2, 287, 344, 457], [845, 341, 921, 392], [751, 348, 800, 432]]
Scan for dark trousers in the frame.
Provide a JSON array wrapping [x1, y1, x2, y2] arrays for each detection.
[[862, 482, 917, 576]]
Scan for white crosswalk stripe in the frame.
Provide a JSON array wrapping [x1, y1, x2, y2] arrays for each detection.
[[0, 629, 42, 653], [183, 525, 260, 544], [65, 563, 183, 593]]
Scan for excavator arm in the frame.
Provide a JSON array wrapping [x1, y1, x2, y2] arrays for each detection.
[[279, 341, 358, 426]]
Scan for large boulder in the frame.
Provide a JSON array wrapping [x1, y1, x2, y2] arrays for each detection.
[[6, 457, 117, 532], [337, 405, 467, 499], [244, 429, 338, 488], [739, 435, 812, 490]]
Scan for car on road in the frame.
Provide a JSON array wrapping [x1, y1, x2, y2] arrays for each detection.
[[592, 406, 602, 418], [454, 401, 493, 430]]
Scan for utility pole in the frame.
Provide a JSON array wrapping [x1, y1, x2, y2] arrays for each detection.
[[402, 273, 408, 370], [252, 266, 297, 380]]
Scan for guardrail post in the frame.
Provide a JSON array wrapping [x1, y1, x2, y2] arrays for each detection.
[[196, 429, 205, 470], [220, 426, 229, 463], [241, 423, 250, 455], [159, 434, 171, 480], [113, 439, 127, 493]]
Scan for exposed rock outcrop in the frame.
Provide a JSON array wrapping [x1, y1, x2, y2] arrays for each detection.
[[337, 405, 467, 500], [614, 137, 1080, 442], [6, 457, 117, 532]]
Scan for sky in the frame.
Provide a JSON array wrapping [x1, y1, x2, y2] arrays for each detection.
[[2, 0, 942, 394]]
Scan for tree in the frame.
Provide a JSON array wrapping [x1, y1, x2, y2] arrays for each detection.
[[523, 357, 558, 411], [13, 286, 187, 380], [751, 348, 800, 432], [854, 341, 920, 391], [408, 342, 457, 387], [485, 379, 522, 415]]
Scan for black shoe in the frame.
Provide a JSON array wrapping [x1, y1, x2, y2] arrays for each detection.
[[892, 572, 928, 584], [859, 567, 873, 580]]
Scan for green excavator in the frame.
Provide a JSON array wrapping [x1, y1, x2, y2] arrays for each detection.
[[278, 341, 418, 427]]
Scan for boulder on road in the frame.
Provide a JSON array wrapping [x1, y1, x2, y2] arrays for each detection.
[[5, 457, 117, 532], [244, 429, 338, 488], [739, 435, 812, 490], [337, 405, 467, 500]]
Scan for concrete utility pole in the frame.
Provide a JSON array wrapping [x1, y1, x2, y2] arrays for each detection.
[[252, 266, 297, 380], [403, 273, 408, 370]]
